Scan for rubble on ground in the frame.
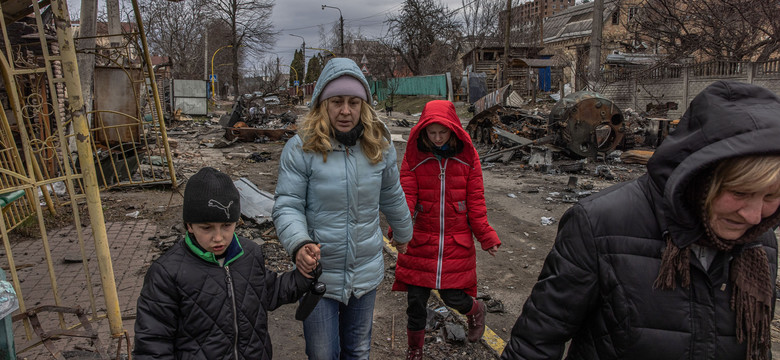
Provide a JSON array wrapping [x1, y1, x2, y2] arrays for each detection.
[[218, 93, 298, 143], [467, 85, 677, 172]]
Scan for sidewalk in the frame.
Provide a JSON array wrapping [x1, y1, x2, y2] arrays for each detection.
[[9, 220, 157, 358]]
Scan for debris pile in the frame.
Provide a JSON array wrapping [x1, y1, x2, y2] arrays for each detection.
[[219, 93, 297, 143], [468, 85, 676, 169]]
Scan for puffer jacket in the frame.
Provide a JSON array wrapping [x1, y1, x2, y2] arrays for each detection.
[[133, 234, 310, 360], [501, 81, 780, 359], [273, 129, 413, 304], [393, 100, 500, 297]]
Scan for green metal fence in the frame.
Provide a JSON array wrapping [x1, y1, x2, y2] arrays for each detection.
[[371, 74, 448, 101]]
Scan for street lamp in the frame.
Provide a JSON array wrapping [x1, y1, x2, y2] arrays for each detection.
[[210, 44, 233, 99], [321, 5, 344, 54], [290, 33, 306, 81], [279, 64, 302, 104], [280, 64, 299, 90]]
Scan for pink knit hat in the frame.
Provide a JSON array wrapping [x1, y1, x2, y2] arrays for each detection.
[[318, 75, 368, 102]]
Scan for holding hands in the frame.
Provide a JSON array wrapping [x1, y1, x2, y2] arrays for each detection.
[[296, 243, 322, 278], [391, 239, 408, 254]]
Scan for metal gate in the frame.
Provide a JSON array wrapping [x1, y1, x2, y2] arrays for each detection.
[[0, 0, 176, 357]]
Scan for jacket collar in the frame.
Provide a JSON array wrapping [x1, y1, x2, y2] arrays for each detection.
[[184, 233, 244, 266]]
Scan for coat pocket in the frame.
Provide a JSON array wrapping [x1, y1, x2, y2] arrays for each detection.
[[450, 233, 475, 250], [408, 233, 439, 249]]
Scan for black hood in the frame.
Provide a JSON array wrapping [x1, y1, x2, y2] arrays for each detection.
[[646, 80, 780, 248]]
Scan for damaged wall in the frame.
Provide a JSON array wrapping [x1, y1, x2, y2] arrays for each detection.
[[601, 60, 780, 119]]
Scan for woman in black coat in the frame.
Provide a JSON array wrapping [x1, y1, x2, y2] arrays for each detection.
[[501, 81, 780, 360]]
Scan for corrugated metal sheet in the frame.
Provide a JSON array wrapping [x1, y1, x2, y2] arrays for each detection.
[[174, 97, 207, 115], [371, 74, 448, 101], [391, 74, 448, 96], [173, 79, 208, 115], [174, 79, 207, 97]]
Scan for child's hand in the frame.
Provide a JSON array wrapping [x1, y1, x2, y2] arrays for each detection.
[[391, 239, 408, 254], [486, 246, 498, 257], [296, 243, 322, 278]]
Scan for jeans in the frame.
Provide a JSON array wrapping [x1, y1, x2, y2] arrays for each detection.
[[303, 289, 377, 360]]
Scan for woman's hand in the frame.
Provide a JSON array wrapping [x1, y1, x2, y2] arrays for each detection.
[[487, 246, 498, 257], [391, 239, 408, 254], [296, 243, 322, 278]]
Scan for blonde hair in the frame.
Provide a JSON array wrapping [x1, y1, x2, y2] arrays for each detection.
[[300, 98, 389, 164], [704, 155, 780, 214]]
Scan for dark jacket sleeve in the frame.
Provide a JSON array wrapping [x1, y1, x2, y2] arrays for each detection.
[[500, 204, 600, 360], [133, 262, 180, 359], [263, 267, 312, 311]]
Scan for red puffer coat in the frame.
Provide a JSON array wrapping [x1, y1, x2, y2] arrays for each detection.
[[392, 100, 500, 296]]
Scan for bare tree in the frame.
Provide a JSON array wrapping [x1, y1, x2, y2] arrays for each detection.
[[628, 0, 780, 63], [207, 0, 276, 97], [139, 0, 209, 79], [460, 0, 504, 48], [384, 0, 462, 75]]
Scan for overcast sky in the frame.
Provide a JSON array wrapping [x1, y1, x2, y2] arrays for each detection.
[[65, 0, 470, 66], [272, 0, 466, 64]]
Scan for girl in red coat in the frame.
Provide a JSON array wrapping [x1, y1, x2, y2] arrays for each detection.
[[392, 100, 501, 359]]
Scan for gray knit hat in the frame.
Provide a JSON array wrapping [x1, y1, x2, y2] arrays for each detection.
[[183, 167, 240, 223]]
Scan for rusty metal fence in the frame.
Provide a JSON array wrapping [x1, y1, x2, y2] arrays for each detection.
[[0, 0, 176, 358]]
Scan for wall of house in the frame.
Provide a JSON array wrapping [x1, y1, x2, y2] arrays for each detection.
[[600, 60, 780, 119]]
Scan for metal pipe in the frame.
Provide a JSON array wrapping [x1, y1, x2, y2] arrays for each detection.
[[130, 0, 178, 190], [211, 45, 233, 100], [290, 33, 305, 80], [51, 0, 124, 336]]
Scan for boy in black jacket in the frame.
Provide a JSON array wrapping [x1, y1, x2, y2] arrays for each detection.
[[133, 167, 316, 359]]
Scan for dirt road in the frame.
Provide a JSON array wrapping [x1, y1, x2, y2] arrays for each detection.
[[90, 103, 780, 359], [133, 106, 637, 359]]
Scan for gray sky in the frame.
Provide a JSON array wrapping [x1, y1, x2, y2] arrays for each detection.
[[65, 0, 469, 66], [272, 0, 467, 65]]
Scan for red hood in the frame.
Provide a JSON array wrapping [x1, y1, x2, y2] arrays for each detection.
[[406, 100, 475, 165]]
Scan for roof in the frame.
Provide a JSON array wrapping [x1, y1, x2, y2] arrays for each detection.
[[542, 0, 618, 44], [460, 36, 544, 60]]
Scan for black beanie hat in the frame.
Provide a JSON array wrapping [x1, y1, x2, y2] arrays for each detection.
[[182, 167, 241, 223]]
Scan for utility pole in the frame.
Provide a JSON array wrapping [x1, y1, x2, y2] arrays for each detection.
[[77, 0, 97, 131], [106, 0, 122, 47], [339, 15, 344, 55], [503, 0, 511, 87], [204, 32, 208, 81], [322, 5, 344, 55], [539, 1, 544, 46], [588, 0, 604, 91]]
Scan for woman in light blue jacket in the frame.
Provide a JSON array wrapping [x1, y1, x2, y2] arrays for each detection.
[[273, 57, 413, 360]]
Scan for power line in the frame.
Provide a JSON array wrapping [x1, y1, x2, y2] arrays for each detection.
[[280, 24, 323, 32]]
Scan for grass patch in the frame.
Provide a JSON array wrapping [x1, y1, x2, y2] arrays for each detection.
[[382, 95, 474, 121]]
